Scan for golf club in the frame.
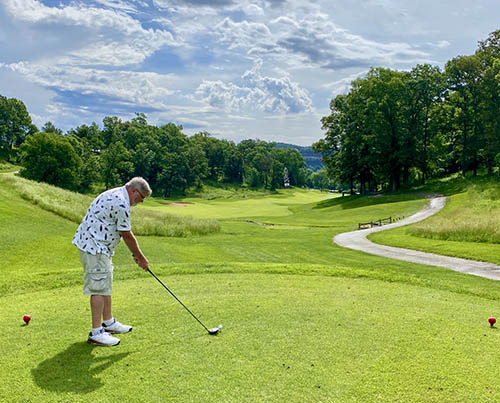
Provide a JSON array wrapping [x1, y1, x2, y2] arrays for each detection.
[[147, 268, 221, 335]]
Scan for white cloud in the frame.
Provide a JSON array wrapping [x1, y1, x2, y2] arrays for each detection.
[[4, 0, 176, 67], [214, 17, 273, 51], [59, 36, 174, 67], [92, 0, 139, 13], [2, 62, 175, 107], [322, 70, 368, 98], [427, 40, 451, 49], [5, 0, 137, 32], [213, 10, 430, 71], [243, 3, 264, 16], [195, 59, 312, 114]]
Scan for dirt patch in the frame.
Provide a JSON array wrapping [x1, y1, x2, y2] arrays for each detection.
[[168, 202, 190, 207]]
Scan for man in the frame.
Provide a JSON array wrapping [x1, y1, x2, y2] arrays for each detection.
[[73, 177, 151, 346]]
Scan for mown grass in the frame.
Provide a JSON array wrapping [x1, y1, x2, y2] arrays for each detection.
[[4, 173, 500, 402], [4, 273, 500, 402], [148, 187, 335, 220], [0, 174, 219, 237]]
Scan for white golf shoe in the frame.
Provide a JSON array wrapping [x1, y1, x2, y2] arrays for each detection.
[[88, 329, 120, 346], [102, 319, 133, 334]]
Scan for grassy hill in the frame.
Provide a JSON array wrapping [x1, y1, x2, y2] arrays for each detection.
[[3, 173, 500, 402]]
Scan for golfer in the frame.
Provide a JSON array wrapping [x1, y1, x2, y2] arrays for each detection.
[[73, 177, 151, 346]]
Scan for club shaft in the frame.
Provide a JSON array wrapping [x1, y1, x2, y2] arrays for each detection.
[[148, 269, 209, 332]]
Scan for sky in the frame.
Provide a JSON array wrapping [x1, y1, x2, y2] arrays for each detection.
[[0, 1, 499, 146]]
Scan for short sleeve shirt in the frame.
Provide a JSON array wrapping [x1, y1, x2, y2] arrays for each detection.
[[72, 186, 131, 256]]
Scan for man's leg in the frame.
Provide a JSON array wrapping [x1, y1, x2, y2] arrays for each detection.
[[103, 295, 112, 322], [90, 295, 106, 329], [88, 294, 120, 346]]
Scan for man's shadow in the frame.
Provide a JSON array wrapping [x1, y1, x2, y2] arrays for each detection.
[[32, 342, 129, 394]]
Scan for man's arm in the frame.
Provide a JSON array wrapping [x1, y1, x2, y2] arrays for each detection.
[[120, 230, 149, 270]]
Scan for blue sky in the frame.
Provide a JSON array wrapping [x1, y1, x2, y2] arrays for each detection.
[[0, 0, 499, 146]]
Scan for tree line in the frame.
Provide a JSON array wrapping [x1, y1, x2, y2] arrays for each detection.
[[314, 30, 500, 193], [0, 103, 316, 194]]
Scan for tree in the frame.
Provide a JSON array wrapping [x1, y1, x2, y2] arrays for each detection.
[[310, 167, 336, 190], [190, 132, 235, 182], [152, 123, 208, 196], [406, 64, 445, 184], [0, 95, 37, 161], [19, 131, 82, 190], [100, 140, 133, 189], [445, 55, 483, 176], [238, 139, 275, 189], [41, 121, 63, 135], [68, 122, 104, 152], [273, 147, 306, 186], [476, 30, 500, 174]]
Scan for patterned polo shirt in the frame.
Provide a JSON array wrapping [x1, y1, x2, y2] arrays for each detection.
[[72, 186, 131, 256]]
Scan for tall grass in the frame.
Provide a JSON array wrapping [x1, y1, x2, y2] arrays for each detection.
[[408, 179, 500, 243], [0, 161, 19, 173], [1, 174, 220, 237]]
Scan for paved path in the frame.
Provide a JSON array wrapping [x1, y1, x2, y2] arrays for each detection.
[[333, 196, 500, 280]]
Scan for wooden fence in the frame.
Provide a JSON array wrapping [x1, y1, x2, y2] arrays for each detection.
[[358, 217, 394, 230]]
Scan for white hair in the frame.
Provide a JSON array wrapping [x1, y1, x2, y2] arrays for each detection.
[[125, 177, 152, 196]]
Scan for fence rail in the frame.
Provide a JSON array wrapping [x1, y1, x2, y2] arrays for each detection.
[[358, 216, 394, 230]]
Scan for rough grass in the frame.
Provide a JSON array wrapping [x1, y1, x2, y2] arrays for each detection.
[[408, 180, 500, 243], [0, 174, 220, 237], [0, 161, 19, 173]]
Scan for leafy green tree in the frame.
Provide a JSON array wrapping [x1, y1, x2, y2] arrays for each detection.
[[100, 140, 133, 188], [269, 159, 285, 190], [273, 147, 306, 186], [0, 95, 37, 161], [101, 116, 123, 148], [68, 122, 104, 152], [41, 121, 63, 135], [310, 168, 336, 190], [190, 132, 234, 182], [223, 144, 243, 183], [476, 30, 500, 174], [19, 131, 82, 190], [406, 64, 445, 184], [239, 140, 273, 188], [66, 124, 105, 192], [152, 123, 208, 196], [445, 55, 483, 176], [315, 93, 358, 194]]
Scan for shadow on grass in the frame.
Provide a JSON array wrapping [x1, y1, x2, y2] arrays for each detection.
[[32, 342, 129, 394], [313, 193, 424, 210], [314, 174, 489, 211]]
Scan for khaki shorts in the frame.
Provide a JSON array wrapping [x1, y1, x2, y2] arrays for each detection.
[[79, 250, 114, 296]]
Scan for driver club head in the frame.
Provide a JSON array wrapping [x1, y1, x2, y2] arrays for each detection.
[[208, 324, 223, 335]]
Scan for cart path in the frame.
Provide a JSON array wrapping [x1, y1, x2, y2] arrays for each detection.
[[333, 196, 500, 280]]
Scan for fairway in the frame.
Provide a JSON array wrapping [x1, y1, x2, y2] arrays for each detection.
[[145, 188, 334, 219], [4, 175, 500, 402]]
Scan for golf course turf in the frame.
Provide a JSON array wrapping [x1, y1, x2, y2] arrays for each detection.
[[3, 174, 500, 402]]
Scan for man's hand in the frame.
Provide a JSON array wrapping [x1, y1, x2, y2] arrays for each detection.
[[132, 254, 149, 271], [120, 230, 149, 271]]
